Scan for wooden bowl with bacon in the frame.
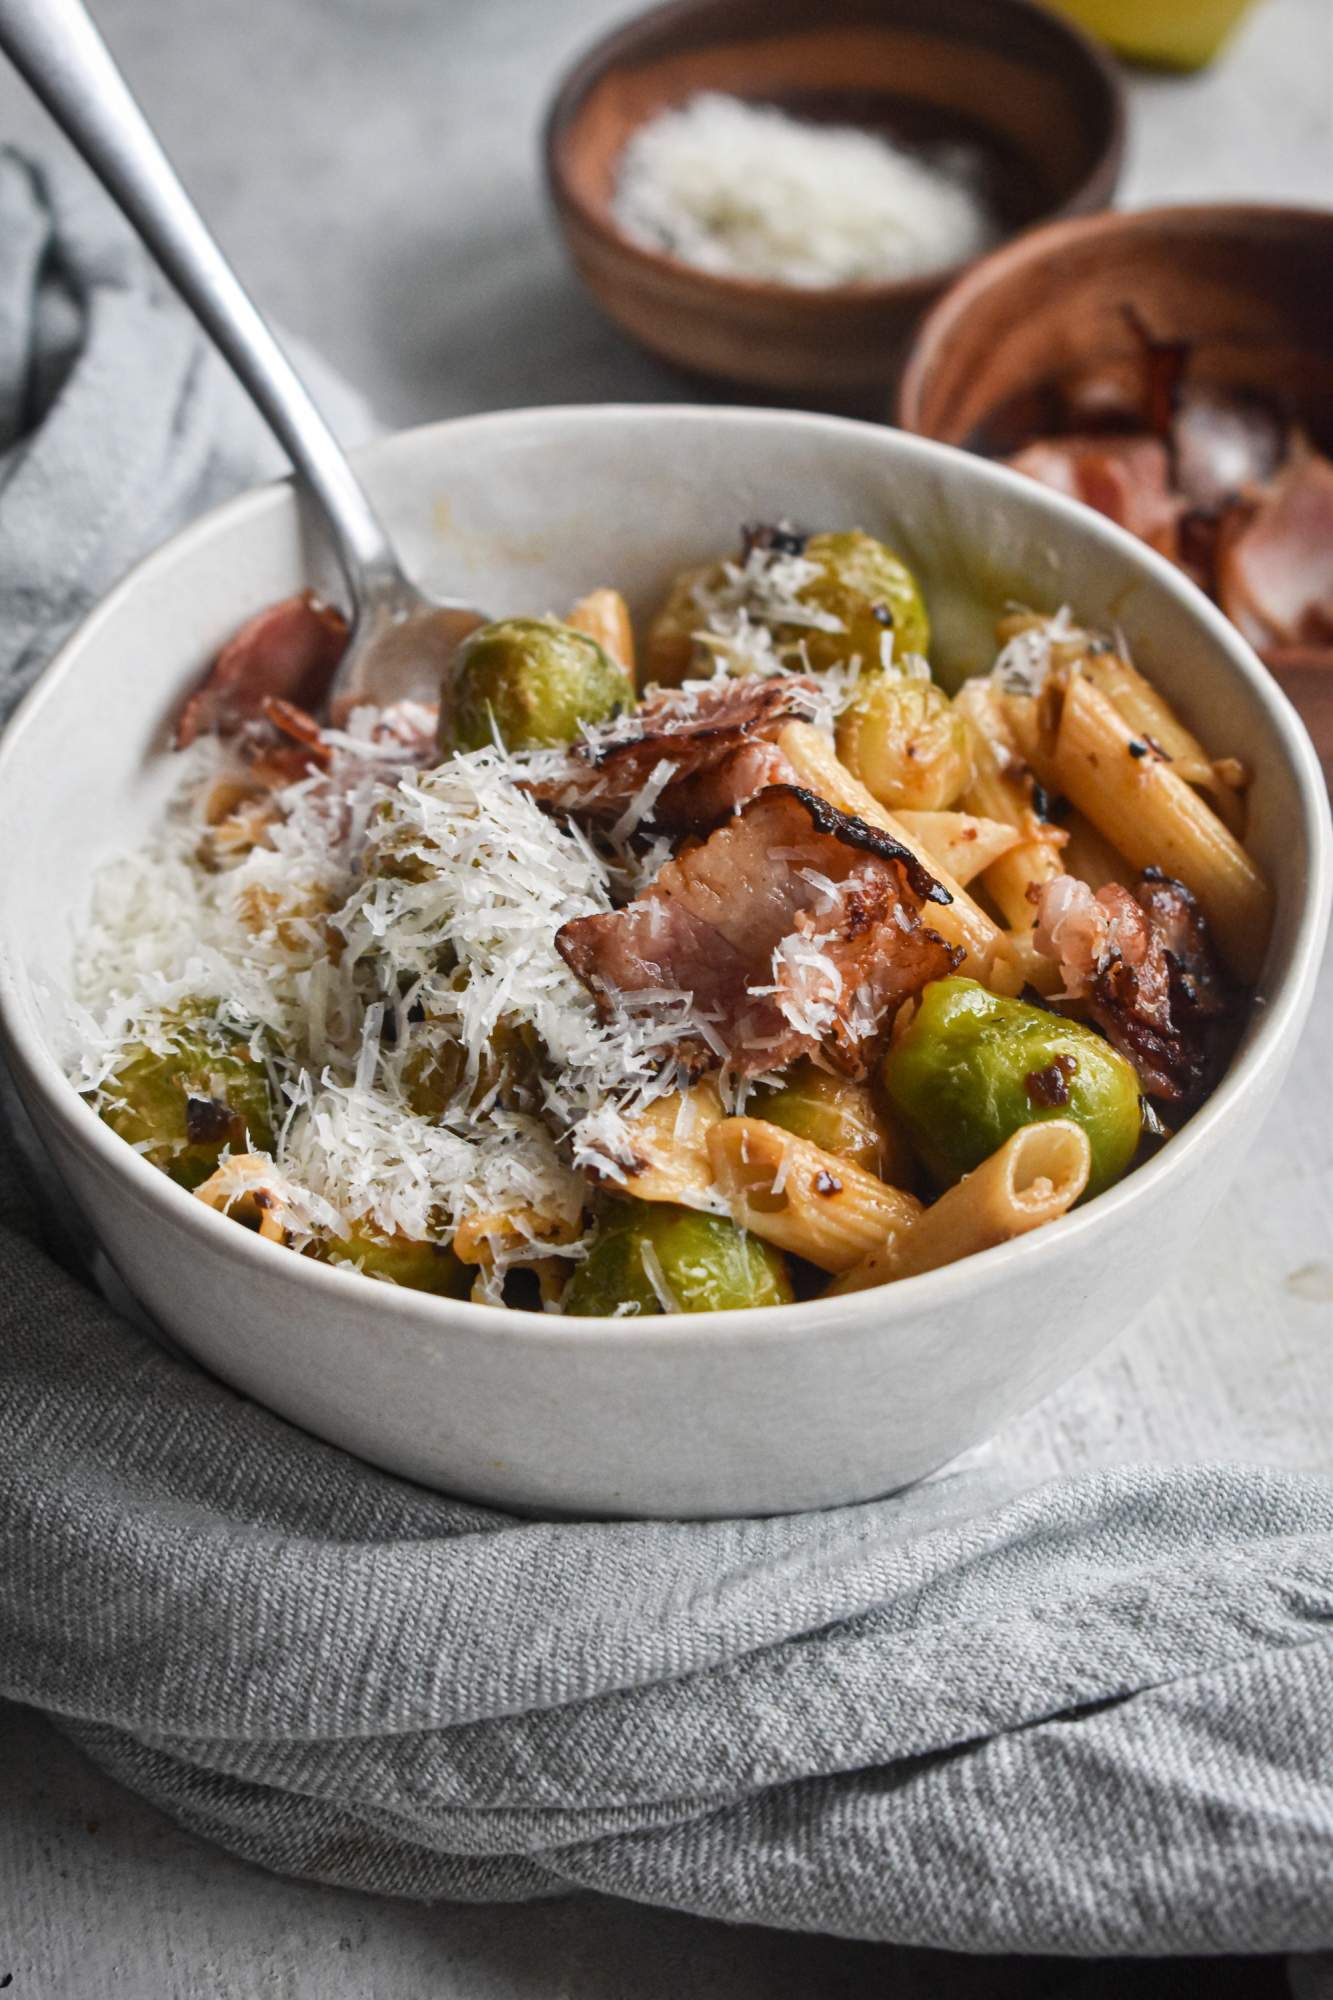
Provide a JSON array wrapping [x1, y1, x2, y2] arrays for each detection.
[[897, 205, 1333, 783]]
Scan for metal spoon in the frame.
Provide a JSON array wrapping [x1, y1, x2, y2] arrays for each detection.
[[0, 0, 484, 714]]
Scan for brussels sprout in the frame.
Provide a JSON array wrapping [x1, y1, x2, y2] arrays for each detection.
[[401, 1017, 538, 1120], [785, 530, 930, 674], [644, 532, 929, 687], [563, 1201, 793, 1316], [318, 1224, 472, 1298], [438, 617, 634, 755], [882, 978, 1142, 1202], [100, 1002, 275, 1191], [755, 1060, 913, 1183], [835, 674, 971, 812]]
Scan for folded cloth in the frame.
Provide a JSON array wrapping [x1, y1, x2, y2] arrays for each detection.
[[1, 146, 1331, 1956]]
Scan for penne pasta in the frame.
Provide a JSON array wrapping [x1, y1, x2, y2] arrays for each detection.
[[193, 1154, 290, 1242], [600, 1081, 724, 1208], [1077, 644, 1214, 785], [828, 1119, 1091, 1293], [997, 612, 1250, 831], [777, 720, 1022, 991], [706, 1117, 922, 1273], [894, 809, 1022, 886], [1058, 808, 1126, 892], [954, 678, 1067, 984], [567, 587, 636, 681], [1075, 640, 1250, 833], [1000, 928, 1063, 996], [1050, 672, 1271, 981], [452, 1208, 583, 1268]]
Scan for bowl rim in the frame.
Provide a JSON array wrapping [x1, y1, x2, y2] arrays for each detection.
[[896, 198, 1333, 434], [0, 402, 1327, 1353], [542, 0, 1126, 312]]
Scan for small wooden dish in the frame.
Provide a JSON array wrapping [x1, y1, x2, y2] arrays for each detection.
[[897, 204, 1333, 776], [544, 0, 1124, 395]]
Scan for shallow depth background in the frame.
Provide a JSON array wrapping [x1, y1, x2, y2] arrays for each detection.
[[0, 0, 1330, 1994]]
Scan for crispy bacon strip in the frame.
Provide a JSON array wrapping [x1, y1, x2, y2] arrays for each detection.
[[1034, 869, 1239, 1104], [557, 784, 958, 1077], [524, 677, 815, 833], [175, 592, 348, 748], [1008, 436, 1183, 559]]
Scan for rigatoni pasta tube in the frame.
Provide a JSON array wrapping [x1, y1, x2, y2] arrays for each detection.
[[706, 1117, 922, 1274], [777, 721, 1020, 992], [829, 1120, 1091, 1294], [1051, 673, 1270, 981]]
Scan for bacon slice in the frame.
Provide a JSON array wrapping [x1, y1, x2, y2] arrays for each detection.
[[1034, 869, 1239, 1105], [1008, 436, 1183, 559], [556, 784, 958, 1077], [524, 677, 815, 833], [175, 592, 349, 748], [1215, 445, 1333, 656]]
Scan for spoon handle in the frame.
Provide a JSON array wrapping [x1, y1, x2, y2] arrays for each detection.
[[0, 0, 403, 610]]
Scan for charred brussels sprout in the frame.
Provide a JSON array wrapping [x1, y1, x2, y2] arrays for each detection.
[[99, 1002, 275, 1191], [317, 1225, 473, 1298], [835, 673, 971, 811], [882, 977, 1142, 1202], [563, 1201, 793, 1316], [438, 617, 634, 755], [785, 530, 930, 674]]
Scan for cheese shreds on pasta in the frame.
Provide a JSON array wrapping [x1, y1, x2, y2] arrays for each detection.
[[70, 530, 917, 1296], [74, 731, 717, 1282], [612, 92, 997, 289]]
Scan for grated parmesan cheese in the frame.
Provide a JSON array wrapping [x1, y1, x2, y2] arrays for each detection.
[[613, 92, 997, 289], [74, 520, 958, 1308], [74, 717, 740, 1285], [992, 605, 1078, 696]]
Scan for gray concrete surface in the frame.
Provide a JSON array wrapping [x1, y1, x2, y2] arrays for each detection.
[[0, 0, 1330, 1992]]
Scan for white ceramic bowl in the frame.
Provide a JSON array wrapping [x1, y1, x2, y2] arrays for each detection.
[[0, 408, 1326, 1518]]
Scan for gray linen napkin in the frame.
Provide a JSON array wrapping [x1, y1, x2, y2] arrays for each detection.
[[1, 147, 1331, 1956]]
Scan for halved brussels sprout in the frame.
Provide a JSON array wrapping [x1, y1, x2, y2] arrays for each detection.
[[99, 1001, 276, 1191]]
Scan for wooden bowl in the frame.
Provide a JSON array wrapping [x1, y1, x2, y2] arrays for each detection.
[[897, 204, 1333, 776], [543, 0, 1124, 394]]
